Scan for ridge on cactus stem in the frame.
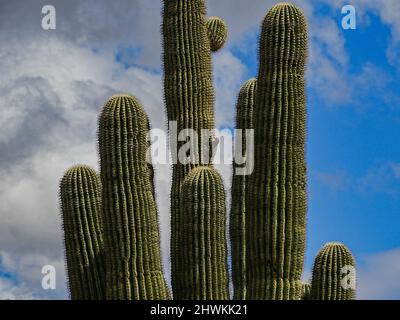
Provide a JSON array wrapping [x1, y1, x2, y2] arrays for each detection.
[[311, 242, 356, 300], [99, 94, 170, 300], [245, 2, 309, 300], [60, 165, 105, 300]]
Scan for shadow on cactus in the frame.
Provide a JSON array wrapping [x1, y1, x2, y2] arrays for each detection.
[[59, 1, 357, 300]]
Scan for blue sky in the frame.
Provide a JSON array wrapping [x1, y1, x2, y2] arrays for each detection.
[[1, 0, 400, 299], [306, 6, 400, 271]]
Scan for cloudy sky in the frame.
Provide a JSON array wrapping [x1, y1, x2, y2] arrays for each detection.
[[0, 0, 400, 299]]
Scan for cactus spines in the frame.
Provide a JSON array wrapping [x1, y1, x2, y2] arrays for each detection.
[[301, 282, 311, 300], [162, 0, 217, 296], [177, 166, 229, 300], [245, 3, 308, 299], [60, 165, 105, 300], [206, 17, 228, 52], [230, 78, 256, 300], [311, 242, 356, 300], [99, 94, 169, 300]]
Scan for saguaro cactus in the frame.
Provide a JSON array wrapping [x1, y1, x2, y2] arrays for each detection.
[[245, 3, 308, 299], [98, 94, 169, 300], [230, 78, 256, 300], [311, 242, 356, 300], [178, 167, 229, 300], [60, 165, 105, 300], [162, 0, 227, 297], [56, 1, 338, 302]]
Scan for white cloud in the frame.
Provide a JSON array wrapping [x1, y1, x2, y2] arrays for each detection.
[[213, 51, 247, 127], [358, 248, 400, 299], [0, 278, 35, 300], [0, 33, 167, 298], [0, 143, 96, 299], [357, 162, 400, 196], [315, 162, 400, 197], [307, 14, 354, 105], [0, 0, 163, 70], [314, 171, 350, 192], [0, 251, 67, 299], [392, 163, 400, 179]]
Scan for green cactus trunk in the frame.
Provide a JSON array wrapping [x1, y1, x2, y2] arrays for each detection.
[[98, 94, 169, 300], [246, 3, 308, 300], [162, 0, 216, 297], [230, 78, 256, 300], [179, 167, 229, 300], [311, 242, 356, 300], [60, 165, 105, 300]]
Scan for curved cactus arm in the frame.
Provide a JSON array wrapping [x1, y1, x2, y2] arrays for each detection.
[[177, 166, 229, 300], [230, 78, 256, 300], [311, 242, 356, 300], [206, 16, 228, 52], [98, 94, 170, 300], [246, 3, 309, 300], [60, 165, 105, 300]]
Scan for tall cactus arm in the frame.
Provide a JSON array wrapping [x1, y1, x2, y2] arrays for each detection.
[[230, 78, 256, 300], [178, 166, 229, 300], [162, 0, 217, 297], [60, 165, 105, 300], [98, 94, 170, 300], [246, 3, 309, 300]]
